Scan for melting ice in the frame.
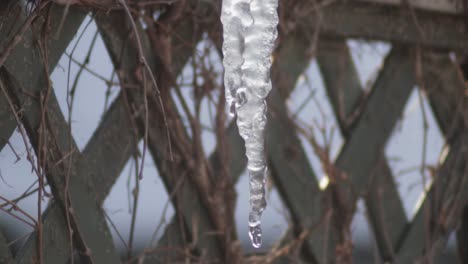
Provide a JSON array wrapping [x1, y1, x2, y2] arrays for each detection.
[[220, 0, 278, 248]]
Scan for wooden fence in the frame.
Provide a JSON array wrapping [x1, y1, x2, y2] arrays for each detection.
[[1, 0, 468, 263]]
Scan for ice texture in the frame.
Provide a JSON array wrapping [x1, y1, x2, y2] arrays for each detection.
[[221, 0, 278, 248]]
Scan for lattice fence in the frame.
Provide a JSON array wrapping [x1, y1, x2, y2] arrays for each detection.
[[1, 0, 468, 263]]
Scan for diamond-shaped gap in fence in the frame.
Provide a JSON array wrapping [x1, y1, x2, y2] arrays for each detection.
[[0, 129, 51, 249], [103, 140, 174, 257], [234, 169, 289, 252], [288, 58, 344, 186], [351, 199, 379, 263], [385, 88, 445, 220], [51, 15, 119, 151], [346, 39, 391, 91], [171, 35, 224, 154]]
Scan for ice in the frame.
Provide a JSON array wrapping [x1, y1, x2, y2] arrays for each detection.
[[221, 0, 278, 248]]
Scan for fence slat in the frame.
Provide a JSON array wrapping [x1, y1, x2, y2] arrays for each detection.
[[365, 162, 408, 260], [2, 6, 120, 263], [267, 85, 325, 262], [358, 0, 462, 14], [304, 1, 468, 50], [95, 9, 226, 261], [424, 53, 467, 138], [14, 94, 134, 263], [93, 2, 218, 260], [1, 6, 122, 262], [0, 81, 16, 150], [0, 3, 85, 151], [150, 217, 186, 263], [296, 46, 414, 262], [395, 52, 468, 262], [332, 46, 414, 206], [316, 39, 364, 138], [317, 39, 408, 261], [0, 229, 12, 264], [82, 95, 136, 202], [267, 33, 322, 233], [4, 81, 121, 263], [395, 137, 468, 262], [14, 1, 208, 261]]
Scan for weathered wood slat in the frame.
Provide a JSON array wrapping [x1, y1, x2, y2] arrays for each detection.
[[358, 0, 463, 14], [15, 2, 206, 263], [5, 81, 121, 263], [395, 52, 468, 262], [302, 1, 468, 50], [14, 1, 209, 262], [10, 4, 211, 262], [316, 38, 363, 138], [0, 83, 15, 150], [332, 46, 415, 207], [0, 3, 85, 151], [424, 53, 467, 139], [154, 119, 246, 260], [95, 7, 226, 261], [364, 162, 408, 260], [14, 94, 134, 263], [304, 46, 415, 262], [458, 207, 468, 262], [2, 5, 120, 263], [396, 137, 468, 262], [269, 44, 414, 264], [264, 35, 339, 264], [81, 95, 136, 202], [457, 59, 468, 264], [0, 229, 12, 264], [317, 39, 408, 261], [15, 202, 71, 263], [267, 85, 324, 263], [150, 217, 186, 263]]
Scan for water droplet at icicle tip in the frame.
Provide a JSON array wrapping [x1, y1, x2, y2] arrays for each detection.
[[249, 221, 262, 248], [221, 0, 279, 248]]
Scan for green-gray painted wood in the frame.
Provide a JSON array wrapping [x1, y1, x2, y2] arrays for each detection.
[[3, 5, 120, 263], [0, 3, 85, 151], [317, 38, 408, 261], [7, 81, 121, 263], [396, 52, 468, 262], [302, 1, 468, 50], [15, 94, 134, 263], [0, 229, 12, 264], [95, 8, 225, 261], [303, 47, 415, 263]]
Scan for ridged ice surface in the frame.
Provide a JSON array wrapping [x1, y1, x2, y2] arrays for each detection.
[[221, 0, 278, 248]]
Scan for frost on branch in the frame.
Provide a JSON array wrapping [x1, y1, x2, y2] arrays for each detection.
[[221, 0, 278, 248]]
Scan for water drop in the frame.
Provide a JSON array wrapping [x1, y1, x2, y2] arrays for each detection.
[[249, 222, 262, 248]]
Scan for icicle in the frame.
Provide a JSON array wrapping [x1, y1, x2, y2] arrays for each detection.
[[221, 0, 278, 248]]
